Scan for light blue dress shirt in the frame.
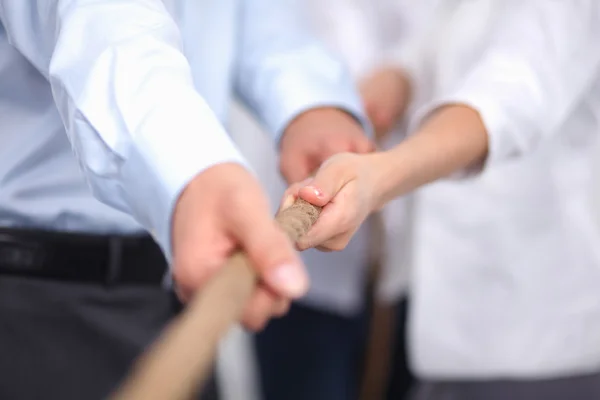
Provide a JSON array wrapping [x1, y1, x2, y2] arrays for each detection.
[[0, 0, 365, 259]]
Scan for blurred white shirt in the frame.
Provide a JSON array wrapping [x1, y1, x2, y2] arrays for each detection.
[[398, 0, 600, 379]]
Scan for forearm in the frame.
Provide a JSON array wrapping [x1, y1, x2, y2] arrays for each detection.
[[369, 1, 600, 209], [371, 105, 488, 207], [234, 0, 369, 142]]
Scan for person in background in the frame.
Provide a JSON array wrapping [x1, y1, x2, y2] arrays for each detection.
[[283, 1, 600, 399], [230, 1, 437, 399], [0, 1, 373, 399]]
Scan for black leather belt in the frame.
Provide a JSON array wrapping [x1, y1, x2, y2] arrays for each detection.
[[0, 228, 168, 286]]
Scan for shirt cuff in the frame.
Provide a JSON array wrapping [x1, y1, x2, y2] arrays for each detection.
[[120, 94, 249, 263], [260, 69, 373, 143], [408, 83, 526, 179]]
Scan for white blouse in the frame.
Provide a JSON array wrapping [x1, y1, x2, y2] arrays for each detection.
[[401, 0, 600, 378]]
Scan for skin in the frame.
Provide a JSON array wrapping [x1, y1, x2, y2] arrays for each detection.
[[280, 104, 490, 253], [359, 67, 412, 141], [171, 107, 374, 331], [279, 107, 375, 183]]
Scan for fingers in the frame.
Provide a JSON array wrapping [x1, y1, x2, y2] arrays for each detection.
[[278, 178, 313, 213], [229, 203, 309, 299], [272, 297, 291, 317], [171, 164, 301, 333], [278, 191, 297, 213], [355, 136, 377, 154], [318, 129, 375, 157], [315, 233, 353, 252], [296, 204, 348, 250], [298, 156, 353, 207], [172, 216, 234, 303], [240, 287, 290, 331], [280, 152, 312, 184], [174, 282, 191, 303]]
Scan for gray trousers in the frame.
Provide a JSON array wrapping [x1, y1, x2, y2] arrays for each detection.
[[409, 373, 600, 400], [0, 275, 218, 400]]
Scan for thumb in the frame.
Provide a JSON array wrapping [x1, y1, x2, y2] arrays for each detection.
[[298, 159, 351, 207], [278, 177, 314, 213], [232, 210, 309, 299]]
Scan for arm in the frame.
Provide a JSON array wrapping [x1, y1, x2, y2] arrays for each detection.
[[0, 0, 247, 258], [233, 0, 368, 142], [377, 0, 600, 203], [290, 0, 600, 250]]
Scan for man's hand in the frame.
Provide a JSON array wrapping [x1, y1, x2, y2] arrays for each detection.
[[279, 107, 375, 183], [171, 163, 309, 331], [359, 67, 411, 140]]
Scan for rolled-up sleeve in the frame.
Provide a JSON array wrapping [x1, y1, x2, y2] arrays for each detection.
[[413, 1, 600, 169], [0, 0, 247, 260], [233, 0, 369, 142]]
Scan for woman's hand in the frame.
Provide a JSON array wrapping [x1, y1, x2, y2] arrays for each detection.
[[279, 152, 387, 252], [279, 105, 490, 255]]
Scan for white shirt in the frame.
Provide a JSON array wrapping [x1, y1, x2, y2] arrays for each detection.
[[400, 0, 600, 378], [0, 0, 364, 260]]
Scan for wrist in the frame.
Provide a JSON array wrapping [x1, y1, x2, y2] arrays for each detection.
[[280, 107, 362, 146], [372, 104, 489, 206], [368, 151, 405, 210]]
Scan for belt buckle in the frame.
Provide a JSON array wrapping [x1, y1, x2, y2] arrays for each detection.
[[0, 233, 46, 271]]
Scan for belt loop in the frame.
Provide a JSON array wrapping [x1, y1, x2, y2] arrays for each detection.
[[106, 237, 123, 286]]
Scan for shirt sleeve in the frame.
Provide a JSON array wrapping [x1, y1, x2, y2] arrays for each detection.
[[233, 0, 371, 142], [0, 0, 248, 260], [413, 1, 600, 170]]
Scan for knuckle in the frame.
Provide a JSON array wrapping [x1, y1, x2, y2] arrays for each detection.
[[279, 157, 291, 174], [273, 304, 290, 318], [241, 291, 276, 331], [241, 315, 267, 332], [173, 252, 218, 290], [172, 260, 201, 289]]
